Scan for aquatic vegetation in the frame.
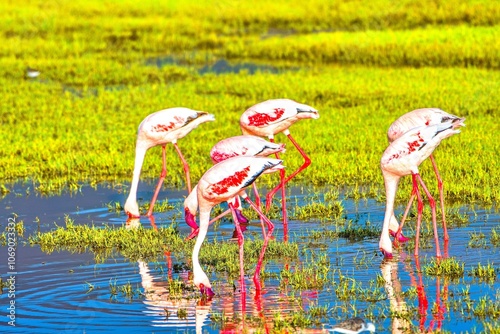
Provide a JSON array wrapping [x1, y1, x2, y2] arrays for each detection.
[[424, 257, 465, 279], [468, 231, 488, 249], [468, 262, 498, 284], [491, 227, 500, 247], [292, 193, 344, 222]]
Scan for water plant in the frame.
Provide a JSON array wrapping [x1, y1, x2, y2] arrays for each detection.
[[468, 262, 498, 284]]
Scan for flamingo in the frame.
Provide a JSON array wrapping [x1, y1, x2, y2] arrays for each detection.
[[379, 117, 465, 259], [124, 107, 215, 218], [240, 99, 319, 240], [184, 156, 285, 297], [185, 135, 286, 239], [387, 108, 463, 244]]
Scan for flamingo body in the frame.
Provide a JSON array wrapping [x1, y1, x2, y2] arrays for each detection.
[[185, 135, 285, 238], [186, 156, 284, 296], [379, 118, 465, 258], [388, 108, 461, 143], [239, 99, 318, 241], [124, 107, 215, 218], [210, 135, 285, 164], [386, 108, 463, 241], [240, 99, 318, 137]]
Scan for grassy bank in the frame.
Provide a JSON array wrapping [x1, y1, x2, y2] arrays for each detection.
[[1, 0, 499, 204]]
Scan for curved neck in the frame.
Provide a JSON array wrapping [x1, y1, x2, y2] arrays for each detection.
[[192, 209, 211, 277], [126, 145, 148, 203], [382, 171, 400, 234]]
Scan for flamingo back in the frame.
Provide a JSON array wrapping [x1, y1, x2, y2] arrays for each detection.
[[382, 118, 465, 176], [199, 156, 284, 202], [387, 108, 461, 143], [240, 99, 318, 137], [138, 107, 215, 147], [210, 135, 285, 163]]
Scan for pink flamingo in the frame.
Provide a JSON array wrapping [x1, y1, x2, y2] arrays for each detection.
[[124, 107, 215, 218], [240, 99, 319, 240], [387, 108, 463, 244], [186, 135, 285, 239], [379, 117, 465, 258], [185, 156, 284, 297]]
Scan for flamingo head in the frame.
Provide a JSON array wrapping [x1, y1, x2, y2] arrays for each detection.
[[184, 207, 199, 230], [193, 268, 214, 298], [184, 185, 199, 229], [199, 283, 215, 298], [124, 199, 140, 218]]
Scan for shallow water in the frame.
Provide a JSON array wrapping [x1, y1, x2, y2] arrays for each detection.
[[1, 183, 499, 333], [146, 56, 284, 75]]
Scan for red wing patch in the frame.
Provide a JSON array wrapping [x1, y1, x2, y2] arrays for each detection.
[[407, 132, 425, 153], [209, 166, 251, 196], [211, 151, 238, 163], [247, 108, 285, 127], [152, 122, 176, 132]]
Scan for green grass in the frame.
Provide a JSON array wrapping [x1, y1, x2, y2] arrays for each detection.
[[0, 0, 498, 205], [1, 1, 500, 331]]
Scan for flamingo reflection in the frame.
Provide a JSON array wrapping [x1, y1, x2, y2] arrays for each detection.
[[403, 250, 448, 333], [381, 258, 411, 333], [138, 259, 211, 333], [126, 217, 211, 333]]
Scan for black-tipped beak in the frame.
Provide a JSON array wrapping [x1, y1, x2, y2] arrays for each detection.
[[200, 284, 215, 297]]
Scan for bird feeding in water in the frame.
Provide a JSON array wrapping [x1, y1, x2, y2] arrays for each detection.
[[240, 98, 319, 241], [386, 108, 464, 245], [379, 117, 465, 259], [124, 107, 215, 218], [185, 135, 285, 239], [185, 156, 285, 297]]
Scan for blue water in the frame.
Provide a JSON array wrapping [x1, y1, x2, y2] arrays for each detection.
[[0, 183, 498, 333]]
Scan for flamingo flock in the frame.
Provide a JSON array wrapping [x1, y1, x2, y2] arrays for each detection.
[[124, 101, 465, 298]]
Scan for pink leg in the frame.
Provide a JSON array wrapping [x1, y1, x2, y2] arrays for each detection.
[[429, 154, 448, 241], [265, 133, 311, 211], [267, 138, 288, 242], [394, 174, 417, 243], [242, 195, 274, 290], [252, 183, 267, 238], [148, 216, 172, 279], [414, 256, 429, 332], [186, 198, 249, 240], [413, 174, 424, 257], [173, 143, 191, 194], [147, 145, 167, 217], [415, 173, 442, 258], [229, 203, 246, 294]]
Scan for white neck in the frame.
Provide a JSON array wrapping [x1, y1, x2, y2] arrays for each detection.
[[125, 145, 148, 206], [382, 171, 400, 235], [192, 209, 211, 283]]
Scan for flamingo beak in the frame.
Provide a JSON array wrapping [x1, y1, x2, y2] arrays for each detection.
[[200, 284, 215, 297], [184, 208, 199, 229], [126, 211, 140, 219]]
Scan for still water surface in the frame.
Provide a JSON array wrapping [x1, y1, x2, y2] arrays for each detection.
[[1, 183, 498, 333]]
